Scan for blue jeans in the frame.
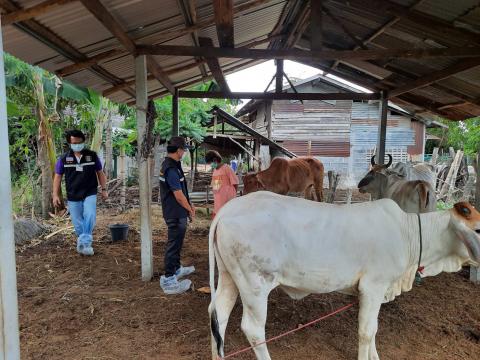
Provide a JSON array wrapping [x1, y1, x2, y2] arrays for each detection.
[[68, 195, 97, 248]]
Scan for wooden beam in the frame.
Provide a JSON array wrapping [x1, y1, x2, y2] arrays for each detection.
[[330, 0, 480, 46], [56, 48, 125, 77], [198, 37, 230, 92], [137, 44, 480, 61], [213, 0, 234, 48], [310, 0, 322, 50], [80, 0, 175, 94], [394, 93, 465, 120], [437, 101, 469, 110], [1, 0, 76, 26], [389, 57, 480, 98], [275, 59, 283, 93], [179, 90, 380, 100]]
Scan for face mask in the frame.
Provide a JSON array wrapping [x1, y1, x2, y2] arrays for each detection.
[[211, 162, 218, 170], [70, 143, 85, 152]]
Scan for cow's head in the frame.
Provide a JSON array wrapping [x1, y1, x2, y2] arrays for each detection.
[[242, 173, 265, 195], [357, 154, 393, 196], [450, 202, 480, 265]]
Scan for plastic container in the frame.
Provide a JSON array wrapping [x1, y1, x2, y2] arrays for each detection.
[[109, 224, 129, 242]]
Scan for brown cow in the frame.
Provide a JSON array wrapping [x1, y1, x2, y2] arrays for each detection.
[[242, 157, 324, 201]]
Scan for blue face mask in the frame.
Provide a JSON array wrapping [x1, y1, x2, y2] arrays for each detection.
[[70, 143, 85, 152]]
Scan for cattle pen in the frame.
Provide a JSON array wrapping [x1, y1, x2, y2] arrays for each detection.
[[1, 1, 480, 359]]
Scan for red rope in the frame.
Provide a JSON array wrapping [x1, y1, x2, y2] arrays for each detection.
[[219, 302, 356, 359]]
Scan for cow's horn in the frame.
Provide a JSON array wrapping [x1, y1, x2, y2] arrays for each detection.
[[386, 154, 393, 167], [371, 155, 376, 166]]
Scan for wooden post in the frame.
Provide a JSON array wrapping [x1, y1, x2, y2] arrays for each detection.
[[135, 55, 153, 281], [376, 91, 388, 164], [439, 150, 463, 200], [119, 146, 126, 210], [265, 100, 272, 139], [307, 140, 312, 156], [0, 16, 21, 359], [430, 147, 439, 165], [472, 150, 480, 284], [275, 59, 283, 93], [172, 87, 179, 137]]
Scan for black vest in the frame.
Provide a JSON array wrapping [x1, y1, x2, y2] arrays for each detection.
[[62, 149, 99, 201], [159, 157, 190, 219]]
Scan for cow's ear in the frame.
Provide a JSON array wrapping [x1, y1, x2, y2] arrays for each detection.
[[454, 202, 472, 219]]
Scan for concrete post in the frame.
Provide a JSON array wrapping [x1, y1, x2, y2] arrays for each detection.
[[0, 16, 21, 359]]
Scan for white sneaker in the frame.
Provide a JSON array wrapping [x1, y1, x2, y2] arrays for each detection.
[[77, 244, 94, 256], [160, 275, 191, 295], [175, 265, 195, 280]]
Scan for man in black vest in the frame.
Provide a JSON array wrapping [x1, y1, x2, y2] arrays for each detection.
[[53, 130, 108, 256], [159, 136, 195, 294]]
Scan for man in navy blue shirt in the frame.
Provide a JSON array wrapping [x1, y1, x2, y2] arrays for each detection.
[[159, 136, 196, 294], [53, 130, 108, 256]]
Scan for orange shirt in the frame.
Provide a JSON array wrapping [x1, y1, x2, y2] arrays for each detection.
[[211, 164, 239, 215]]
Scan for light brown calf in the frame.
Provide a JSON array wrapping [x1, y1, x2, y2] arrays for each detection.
[[242, 157, 324, 201]]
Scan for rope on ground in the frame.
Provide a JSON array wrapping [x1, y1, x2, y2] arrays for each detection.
[[219, 302, 356, 359]]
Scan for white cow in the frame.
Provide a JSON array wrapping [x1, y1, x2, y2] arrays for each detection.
[[391, 162, 437, 189], [208, 192, 480, 360]]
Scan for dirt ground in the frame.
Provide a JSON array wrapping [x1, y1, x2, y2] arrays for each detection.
[[17, 205, 480, 360]]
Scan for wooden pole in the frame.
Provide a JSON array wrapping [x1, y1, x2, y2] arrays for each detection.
[[275, 59, 283, 93], [172, 88, 179, 137], [0, 16, 21, 359], [376, 91, 388, 164], [135, 55, 153, 281]]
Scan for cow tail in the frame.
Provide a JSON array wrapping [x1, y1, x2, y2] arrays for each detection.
[[416, 183, 429, 210], [209, 214, 224, 357]]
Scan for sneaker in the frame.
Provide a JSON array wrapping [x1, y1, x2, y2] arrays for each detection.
[[77, 244, 94, 256], [160, 275, 191, 295], [175, 265, 195, 280]]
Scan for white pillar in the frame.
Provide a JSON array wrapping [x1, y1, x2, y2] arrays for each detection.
[[135, 55, 153, 281], [0, 17, 21, 360]]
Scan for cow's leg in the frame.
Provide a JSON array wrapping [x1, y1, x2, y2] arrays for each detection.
[[209, 268, 239, 359], [240, 292, 271, 360], [358, 284, 384, 360], [304, 184, 314, 200], [314, 183, 324, 202]]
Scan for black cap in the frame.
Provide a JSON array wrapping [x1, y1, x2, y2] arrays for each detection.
[[168, 136, 192, 150]]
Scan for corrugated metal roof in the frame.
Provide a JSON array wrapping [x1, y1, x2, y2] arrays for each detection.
[[1, 0, 479, 120]]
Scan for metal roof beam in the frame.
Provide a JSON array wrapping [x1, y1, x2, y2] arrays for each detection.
[[80, 0, 175, 94], [137, 44, 480, 61], [1, 0, 76, 26], [213, 0, 234, 48]]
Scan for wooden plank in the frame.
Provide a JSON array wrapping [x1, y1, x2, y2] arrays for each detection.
[[310, 0, 322, 50], [1, 0, 76, 26], [80, 0, 175, 94], [389, 57, 480, 98], [322, 4, 366, 50], [138, 43, 480, 60], [179, 90, 380, 100], [213, 0, 234, 48], [198, 37, 230, 92]]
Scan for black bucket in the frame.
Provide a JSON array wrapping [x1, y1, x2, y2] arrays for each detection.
[[109, 224, 129, 242]]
